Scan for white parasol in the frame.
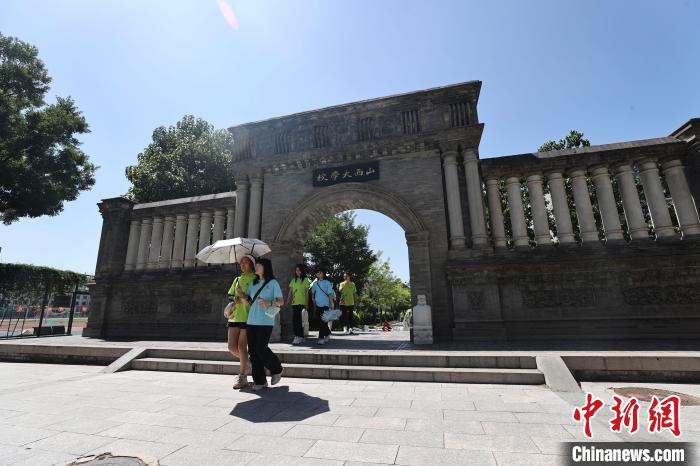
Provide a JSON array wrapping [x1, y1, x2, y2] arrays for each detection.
[[195, 237, 271, 264]]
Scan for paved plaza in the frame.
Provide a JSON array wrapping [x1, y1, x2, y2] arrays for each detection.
[[0, 361, 698, 465]]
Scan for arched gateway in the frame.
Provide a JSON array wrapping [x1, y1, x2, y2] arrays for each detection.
[[267, 183, 432, 339], [226, 80, 485, 341], [87, 82, 700, 342]]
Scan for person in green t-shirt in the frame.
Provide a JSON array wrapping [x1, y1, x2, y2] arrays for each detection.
[[338, 272, 358, 335], [226, 254, 256, 389], [286, 263, 310, 345]]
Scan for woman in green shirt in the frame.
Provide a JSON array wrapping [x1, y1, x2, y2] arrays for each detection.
[[286, 263, 310, 345], [338, 272, 357, 334], [226, 254, 256, 389]]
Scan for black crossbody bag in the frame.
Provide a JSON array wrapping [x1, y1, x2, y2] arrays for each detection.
[[247, 279, 271, 306]]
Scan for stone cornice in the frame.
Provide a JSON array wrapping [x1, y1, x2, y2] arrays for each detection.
[[480, 137, 688, 178], [228, 81, 484, 166]]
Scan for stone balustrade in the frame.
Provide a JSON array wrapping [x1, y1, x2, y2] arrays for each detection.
[[123, 192, 236, 272], [478, 138, 700, 249]]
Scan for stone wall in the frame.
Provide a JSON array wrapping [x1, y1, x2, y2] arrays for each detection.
[[86, 78, 700, 344], [447, 118, 700, 341], [89, 267, 234, 340], [448, 240, 700, 340]]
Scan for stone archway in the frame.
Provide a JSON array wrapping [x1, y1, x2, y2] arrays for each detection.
[[275, 183, 427, 246], [268, 183, 433, 340]]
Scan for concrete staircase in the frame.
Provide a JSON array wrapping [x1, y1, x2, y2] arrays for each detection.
[[130, 348, 545, 384]]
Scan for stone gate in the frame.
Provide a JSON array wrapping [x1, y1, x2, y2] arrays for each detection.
[[86, 82, 700, 342]]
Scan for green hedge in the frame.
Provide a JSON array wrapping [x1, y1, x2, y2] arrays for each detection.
[[0, 263, 87, 305]]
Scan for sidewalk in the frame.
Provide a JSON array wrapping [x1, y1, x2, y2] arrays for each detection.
[[1, 362, 699, 465]]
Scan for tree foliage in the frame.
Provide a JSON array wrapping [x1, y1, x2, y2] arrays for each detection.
[[125, 115, 236, 203], [538, 130, 591, 152], [357, 254, 411, 324], [304, 212, 377, 291], [0, 33, 96, 224]]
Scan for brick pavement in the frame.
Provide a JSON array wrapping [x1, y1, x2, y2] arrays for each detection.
[[0, 363, 698, 465]]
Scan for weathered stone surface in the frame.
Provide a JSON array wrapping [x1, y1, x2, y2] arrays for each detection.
[[87, 81, 700, 344]]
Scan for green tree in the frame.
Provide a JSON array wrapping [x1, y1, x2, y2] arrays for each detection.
[[538, 130, 591, 152], [0, 33, 96, 224], [125, 115, 235, 202], [304, 212, 377, 291], [357, 254, 411, 324]]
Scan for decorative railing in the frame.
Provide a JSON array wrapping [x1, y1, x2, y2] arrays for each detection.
[[123, 192, 236, 272], [477, 137, 700, 249]]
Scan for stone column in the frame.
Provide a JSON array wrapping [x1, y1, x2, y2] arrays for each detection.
[[505, 176, 529, 248], [197, 211, 213, 264], [225, 207, 235, 239], [247, 177, 264, 239], [233, 179, 249, 238], [94, 197, 135, 277], [590, 165, 624, 242], [405, 231, 433, 313], [442, 151, 466, 249], [463, 150, 488, 248], [569, 169, 599, 243], [184, 212, 200, 267], [485, 177, 507, 248], [545, 171, 575, 244], [124, 220, 141, 271], [213, 209, 226, 243], [612, 163, 648, 240], [638, 159, 675, 238], [135, 218, 152, 270], [159, 216, 175, 269], [171, 214, 187, 268], [526, 173, 551, 246], [147, 216, 164, 269], [662, 159, 700, 236]]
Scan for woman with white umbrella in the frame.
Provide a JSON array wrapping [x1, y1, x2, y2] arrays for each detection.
[[226, 254, 256, 389], [196, 237, 272, 390]]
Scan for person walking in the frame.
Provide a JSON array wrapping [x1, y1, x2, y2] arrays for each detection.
[[338, 272, 357, 334], [310, 270, 335, 345], [226, 255, 256, 389], [287, 263, 310, 345], [245, 257, 284, 390]]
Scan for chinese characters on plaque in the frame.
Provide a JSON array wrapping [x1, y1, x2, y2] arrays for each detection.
[[312, 161, 380, 187]]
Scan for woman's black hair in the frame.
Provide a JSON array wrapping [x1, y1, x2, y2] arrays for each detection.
[[253, 257, 275, 284], [343, 271, 351, 278], [294, 263, 307, 280]]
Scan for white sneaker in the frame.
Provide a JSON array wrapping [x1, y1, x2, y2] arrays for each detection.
[[271, 369, 283, 386], [324, 335, 331, 343], [292, 336, 301, 345], [317, 338, 325, 345], [252, 383, 268, 391]]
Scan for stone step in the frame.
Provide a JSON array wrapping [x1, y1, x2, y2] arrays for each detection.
[[146, 348, 537, 369], [130, 357, 545, 384]]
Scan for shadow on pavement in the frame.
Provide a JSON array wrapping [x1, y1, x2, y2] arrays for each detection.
[[229, 385, 329, 423]]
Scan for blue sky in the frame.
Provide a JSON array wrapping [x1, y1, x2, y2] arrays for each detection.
[[1, 0, 698, 282]]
